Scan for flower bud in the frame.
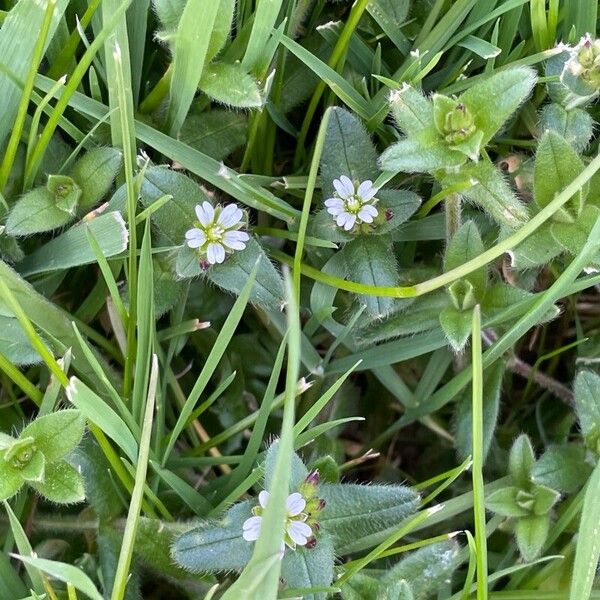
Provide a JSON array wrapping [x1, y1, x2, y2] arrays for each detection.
[[298, 470, 320, 499]]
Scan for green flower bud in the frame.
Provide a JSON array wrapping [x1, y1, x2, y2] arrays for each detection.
[[4, 436, 37, 470], [448, 279, 477, 311], [47, 174, 82, 214], [565, 34, 600, 92], [433, 94, 477, 145], [515, 489, 535, 513]]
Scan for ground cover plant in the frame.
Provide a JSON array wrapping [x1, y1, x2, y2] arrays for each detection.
[[2, 0, 600, 598]]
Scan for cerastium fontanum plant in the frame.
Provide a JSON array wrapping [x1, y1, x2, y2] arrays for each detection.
[[1, 2, 600, 600]]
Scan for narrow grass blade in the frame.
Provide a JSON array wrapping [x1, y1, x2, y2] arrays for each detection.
[[66, 377, 139, 463], [471, 305, 488, 600], [3, 502, 45, 594], [166, 0, 219, 135], [131, 220, 154, 423], [110, 355, 158, 600], [221, 271, 300, 599], [242, 0, 283, 74], [162, 261, 259, 462], [13, 555, 103, 600], [569, 460, 600, 600], [18, 212, 129, 276], [0, 0, 55, 192], [0, 0, 68, 148]]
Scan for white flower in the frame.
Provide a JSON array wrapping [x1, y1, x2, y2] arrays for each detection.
[[325, 176, 379, 231], [242, 490, 313, 550], [184, 201, 250, 265]]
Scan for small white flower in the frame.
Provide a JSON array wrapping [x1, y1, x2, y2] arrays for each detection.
[[325, 176, 379, 231], [184, 201, 250, 265], [242, 490, 313, 550]]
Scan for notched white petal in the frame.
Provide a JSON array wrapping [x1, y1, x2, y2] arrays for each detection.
[[286, 492, 306, 516]]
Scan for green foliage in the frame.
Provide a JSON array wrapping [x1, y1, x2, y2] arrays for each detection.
[[487, 434, 561, 561], [1, 2, 600, 598], [0, 410, 85, 503], [199, 62, 263, 109]]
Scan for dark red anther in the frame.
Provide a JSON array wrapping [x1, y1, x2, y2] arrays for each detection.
[[305, 537, 317, 549], [385, 209, 394, 221]]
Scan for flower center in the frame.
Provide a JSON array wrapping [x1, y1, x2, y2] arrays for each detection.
[[345, 195, 363, 214], [205, 224, 225, 243]]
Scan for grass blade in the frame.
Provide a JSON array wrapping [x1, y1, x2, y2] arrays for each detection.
[[110, 355, 158, 600], [569, 460, 600, 600], [166, 0, 219, 135], [471, 305, 488, 600], [162, 260, 259, 462], [221, 271, 300, 600]]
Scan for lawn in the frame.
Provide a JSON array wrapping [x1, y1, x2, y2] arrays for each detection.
[[0, 1, 600, 599]]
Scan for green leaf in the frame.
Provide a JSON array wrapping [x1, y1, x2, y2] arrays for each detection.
[[444, 160, 528, 228], [18, 450, 45, 483], [152, 255, 185, 318], [18, 211, 129, 276], [264, 443, 309, 490], [551, 205, 600, 256], [12, 555, 103, 600], [486, 486, 531, 517], [200, 61, 262, 109], [340, 235, 399, 317], [6, 187, 74, 236], [73, 438, 122, 522], [439, 306, 472, 353], [532, 484, 561, 516], [66, 378, 139, 464], [46, 175, 81, 214], [531, 444, 592, 493], [355, 293, 447, 345], [206, 0, 235, 61], [20, 410, 85, 463], [444, 220, 486, 295], [374, 190, 421, 235], [381, 580, 414, 600], [534, 130, 587, 220], [454, 361, 504, 462], [569, 460, 600, 600], [202, 238, 285, 312], [574, 370, 600, 451], [318, 483, 419, 552], [0, 458, 24, 500], [121, 165, 209, 245], [540, 103, 594, 153], [0, 314, 42, 365], [29, 460, 85, 504], [460, 66, 537, 146], [180, 110, 247, 161], [380, 131, 466, 174], [152, 0, 186, 32], [509, 434, 536, 487], [381, 540, 460, 600], [388, 84, 433, 136], [340, 573, 380, 600], [515, 514, 550, 561], [172, 501, 254, 572], [281, 535, 335, 600], [509, 222, 564, 269], [71, 147, 123, 211], [319, 107, 379, 199]]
